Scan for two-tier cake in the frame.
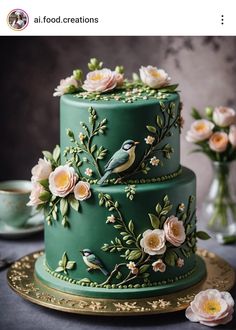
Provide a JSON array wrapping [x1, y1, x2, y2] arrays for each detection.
[[29, 59, 207, 299]]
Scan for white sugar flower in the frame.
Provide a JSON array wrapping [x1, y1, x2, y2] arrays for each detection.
[[150, 156, 160, 166], [139, 66, 171, 89], [85, 168, 93, 177], [145, 136, 155, 145]]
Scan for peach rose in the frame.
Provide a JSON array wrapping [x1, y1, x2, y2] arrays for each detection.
[[186, 119, 214, 143], [27, 182, 45, 206], [209, 132, 229, 153], [31, 158, 52, 182], [229, 125, 236, 147], [152, 259, 166, 272], [213, 106, 236, 127], [74, 181, 91, 201], [53, 75, 79, 97], [82, 68, 117, 93], [185, 289, 234, 327], [140, 229, 166, 255], [49, 165, 78, 197], [139, 66, 171, 89], [164, 216, 186, 247]]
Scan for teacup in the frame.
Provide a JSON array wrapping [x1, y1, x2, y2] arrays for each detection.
[[0, 180, 33, 228]]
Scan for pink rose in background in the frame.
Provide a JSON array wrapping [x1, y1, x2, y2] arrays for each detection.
[[164, 216, 186, 247], [31, 158, 52, 182], [140, 229, 166, 255], [74, 181, 91, 201], [139, 65, 171, 88], [49, 165, 78, 197], [53, 76, 79, 97], [213, 106, 236, 127], [209, 132, 229, 153], [186, 119, 214, 143], [185, 289, 234, 327], [229, 125, 236, 147], [27, 182, 45, 206], [82, 68, 117, 93], [152, 259, 166, 272]]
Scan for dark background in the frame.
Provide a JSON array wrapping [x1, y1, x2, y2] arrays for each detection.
[[1, 36, 236, 204]]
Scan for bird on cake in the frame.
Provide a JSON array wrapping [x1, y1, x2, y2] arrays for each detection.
[[80, 249, 109, 276], [97, 139, 139, 185]]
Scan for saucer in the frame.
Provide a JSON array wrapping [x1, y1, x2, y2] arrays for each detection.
[[0, 212, 44, 239]]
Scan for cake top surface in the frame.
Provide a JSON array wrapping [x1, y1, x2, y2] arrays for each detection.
[[53, 58, 179, 104]]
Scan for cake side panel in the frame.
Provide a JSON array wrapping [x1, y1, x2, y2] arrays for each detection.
[[44, 167, 198, 288], [60, 94, 180, 181]]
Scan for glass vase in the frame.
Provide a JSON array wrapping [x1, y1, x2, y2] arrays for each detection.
[[202, 162, 236, 239]]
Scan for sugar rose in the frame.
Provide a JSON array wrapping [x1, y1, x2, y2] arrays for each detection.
[[213, 106, 236, 127], [139, 65, 171, 89], [186, 119, 214, 143], [152, 259, 166, 272], [229, 125, 236, 148], [82, 68, 117, 93], [140, 229, 166, 255], [74, 181, 91, 201], [27, 182, 45, 206], [185, 289, 234, 327], [31, 158, 52, 182], [53, 75, 79, 97], [209, 132, 229, 153], [49, 165, 78, 197], [164, 215, 186, 247]]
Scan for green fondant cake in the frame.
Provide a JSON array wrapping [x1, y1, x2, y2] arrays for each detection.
[[31, 60, 207, 299]]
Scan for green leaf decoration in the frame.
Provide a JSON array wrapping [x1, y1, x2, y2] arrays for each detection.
[[196, 231, 211, 240], [38, 179, 49, 190], [61, 252, 68, 268], [68, 195, 80, 212], [146, 125, 156, 133], [66, 261, 76, 270], [116, 271, 122, 280], [156, 115, 163, 128], [60, 198, 68, 216], [164, 250, 176, 267], [55, 252, 76, 274], [128, 220, 134, 233], [191, 108, 202, 120], [128, 249, 142, 261], [148, 213, 160, 229], [155, 203, 162, 214], [53, 145, 61, 162], [42, 151, 53, 161], [39, 191, 51, 202], [158, 84, 178, 93], [139, 264, 150, 274], [160, 204, 173, 215], [55, 266, 64, 273]]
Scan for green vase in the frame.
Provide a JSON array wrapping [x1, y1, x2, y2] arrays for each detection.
[[202, 162, 236, 240]]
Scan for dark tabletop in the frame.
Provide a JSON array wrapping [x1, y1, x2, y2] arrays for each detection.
[[0, 229, 236, 330]]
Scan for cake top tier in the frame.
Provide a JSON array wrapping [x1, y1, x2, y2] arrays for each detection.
[[57, 59, 183, 185]]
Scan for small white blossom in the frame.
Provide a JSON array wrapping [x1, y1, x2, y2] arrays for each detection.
[[85, 168, 93, 177], [150, 156, 160, 166], [106, 214, 116, 223], [145, 136, 155, 145]]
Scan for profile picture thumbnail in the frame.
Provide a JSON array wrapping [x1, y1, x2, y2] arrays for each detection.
[[7, 9, 29, 31]]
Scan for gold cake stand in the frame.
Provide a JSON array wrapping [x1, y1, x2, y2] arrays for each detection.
[[7, 249, 235, 316]]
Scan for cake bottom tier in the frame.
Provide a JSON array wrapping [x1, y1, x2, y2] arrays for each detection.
[[43, 167, 205, 299], [35, 254, 206, 299]]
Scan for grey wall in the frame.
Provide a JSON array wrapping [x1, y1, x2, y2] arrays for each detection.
[[1, 37, 236, 207]]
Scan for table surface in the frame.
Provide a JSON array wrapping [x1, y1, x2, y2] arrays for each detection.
[[0, 229, 236, 330]]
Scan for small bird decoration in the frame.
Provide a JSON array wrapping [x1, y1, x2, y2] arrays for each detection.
[[97, 139, 139, 185], [80, 249, 109, 276]]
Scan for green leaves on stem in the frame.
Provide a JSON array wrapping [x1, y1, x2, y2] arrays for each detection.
[[55, 252, 76, 274]]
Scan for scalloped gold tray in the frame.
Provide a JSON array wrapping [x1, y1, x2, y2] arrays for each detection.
[[7, 249, 235, 316]]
